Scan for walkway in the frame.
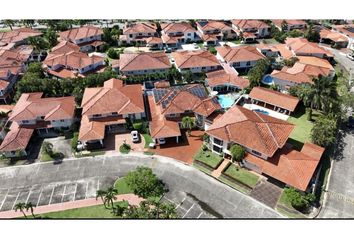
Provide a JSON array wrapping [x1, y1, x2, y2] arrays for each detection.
[[212, 159, 230, 178], [0, 193, 143, 219], [250, 180, 282, 209]]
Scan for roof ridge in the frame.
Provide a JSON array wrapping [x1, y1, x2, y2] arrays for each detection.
[[253, 110, 280, 149]]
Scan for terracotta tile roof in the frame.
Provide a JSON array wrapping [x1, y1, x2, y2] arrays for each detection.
[[81, 78, 144, 116], [249, 87, 299, 112], [197, 21, 232, 32], [0, 122, 34, 152], [0, 104, 14, 113], [216, 45, 265, 63], [161, 22, 196, 34], [0, 28, 42, 45], [320, 28, 348, 43], [231, 20, 270, 29], [201, 34, 220, 41], [271, 70, 313, 84], [206, 69, 249, 89], [59, 26, 103, 42], [207, 106, 294, 157], [272, 19, 307, 28], [161, 33, 179, 44], [172, 50, 220, 69], [154, 80, 170, 88], [51, 41, 80, 54], [332, 24, 354, 38], [123, 22, 157, 35], [119, 52, 171, 72], [245, 142, 324, 191], [285, 38, 333, 57], [146, 37, 163, 44], [256, 43, 295, 59], [9, 93, 75, 122]]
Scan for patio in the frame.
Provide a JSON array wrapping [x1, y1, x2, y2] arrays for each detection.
[[153, 130, 204, 165], [243, 103, 289, 120], [103, 133, 145, 152]]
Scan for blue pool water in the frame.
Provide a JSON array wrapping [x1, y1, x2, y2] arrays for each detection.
[[254, 109, 270, 115], [217, 95, 235, 109], [262, 75, 274, 85]]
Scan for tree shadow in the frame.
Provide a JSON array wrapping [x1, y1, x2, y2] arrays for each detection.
[[331, 127, 352, 162]]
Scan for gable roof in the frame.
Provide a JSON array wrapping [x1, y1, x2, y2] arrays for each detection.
[[285, 38, 333, 57], [123, 22, 157, 35], [216, 45, 265, 63], [197, 21, 232, 32], [249, 87, 299, 112], [245, 142, 324, 191], [119, 52, 171, 72], [0, 122, 34, 152], [207, 106, 294, 157], [0, 28, 42, 45], [172, 50, 220, 69], [231, 20, 270, 29], [59, 26, 103, 42], [272, 19, 307, 28], [206, 69, 249, 89], [320, 28, 348, 43], [50, 41, 80, 54], [161, 22, 196, 34]]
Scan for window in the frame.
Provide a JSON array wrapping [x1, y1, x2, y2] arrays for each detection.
[[139, 33, 142, 36], [22, 120, 29, 124], [40, 116, 45, 120], [234, 62, 240, 67], [213, 145, 222, 153], [111, 112, 118, 116], [252, 150, 262, 156], [213, 138, 223, 146], [60, 119, 65, 122], [93, 114, 102, 118], [246, 61, 251, 66]]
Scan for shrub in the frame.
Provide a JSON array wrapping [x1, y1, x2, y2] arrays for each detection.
[[71, 132, 79, 151], [230, 144, 245, 162], [202, 133, 210, 142], [284, 187, 315, 212], [202, 144, 208, 151], [42, 142, 54, 156], [107, 48, 118, 59], [125, 166, 165, 198], [208, 46, 217, 55], [132, 121, 143, 132], [119, 142, 131, 154]]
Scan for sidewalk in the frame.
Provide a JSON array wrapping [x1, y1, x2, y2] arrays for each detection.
[[211, 159, 230, 178], [0, 194, 144, 219]]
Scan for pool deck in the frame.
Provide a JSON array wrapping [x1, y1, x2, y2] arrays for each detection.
[[217, 93, 240, 109], [243, 103, 289, 120]]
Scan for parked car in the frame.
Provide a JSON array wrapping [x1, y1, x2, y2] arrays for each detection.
[[164, 47, 172, 53], [346, 53, 354, 61], [131, 130, 139, 143], [158, 138, 166, 145]]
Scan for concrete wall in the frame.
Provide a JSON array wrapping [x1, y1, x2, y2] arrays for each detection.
[[121, 68, 169, 76], [51, 118, 74, 128]]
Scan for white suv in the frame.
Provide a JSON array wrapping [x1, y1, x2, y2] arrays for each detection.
[[131, 131, 139, 143]]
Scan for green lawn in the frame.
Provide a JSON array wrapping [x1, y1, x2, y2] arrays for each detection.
[[143, 133, 153, 148], [114, 177, 134, 194], [194, 148, 223, 169], [224, 164, 259, 187], [41, 152, 54, 162], [276, 190, 307, 218], [37, 201, 129, 219], [230, 39, 242, 44], [218, 176, 250, 194]]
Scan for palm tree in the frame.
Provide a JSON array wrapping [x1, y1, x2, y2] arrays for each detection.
[[14, 202, 27, 218], [96, 190, 108, 208], [4, 20, 14, 30], [25, 202, 35, 218], [181, 116, 196, 136], [104, 187, 118, 209]]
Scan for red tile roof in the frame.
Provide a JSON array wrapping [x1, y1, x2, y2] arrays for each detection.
[[285, 38, 333, 57], [249, 87, 299, 112], [320, 28, 348, 43], [231, 20, 270, 29], [245, 142, 324, 191], [207, 106, 294, 157], [119, 52, 171, 72], [9, 93, 75, 122], [161, 22, 196, 34], [59, 26, 103, 42], [0, 122, 34, 152], [332, 24, 354, 38], [272, 19, 307, 28], [0, 28, 42, 45], [172, 50, 220, 69], [197, 21, 232, 32], [206, 69, 249, 89], [123, 22, 157, 35], [216, 45, 265, 63]]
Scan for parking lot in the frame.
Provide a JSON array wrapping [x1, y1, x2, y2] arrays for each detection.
[[0, 177, 113, 212]]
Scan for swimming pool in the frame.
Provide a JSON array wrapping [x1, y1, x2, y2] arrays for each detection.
[[217, 94, 236, 109], [262, 75, 274, 85], [254, 109, 269, 115]]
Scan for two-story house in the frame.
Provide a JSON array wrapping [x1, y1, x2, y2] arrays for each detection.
[[171, 50, 221, 73], [196, 20, 237, 46], [216, 45, 265, 72], [231, 20, 271, 41], [272, 19, 307, 32], [120, 22, 158, 45], [160, 22, 198, 46], [0, 28, 42, 47], [206, 105, 324, 192], [285, 37, 333, 59], [149, 84, 221, 145], [78, 78, 145, 149], [59, 26, 104, 52], [0, 93, 76, 158], [118, 52, 171, 76], [320, 28, 349, 48], [43, 41, 105, 79], [331, 24, 354, 50]]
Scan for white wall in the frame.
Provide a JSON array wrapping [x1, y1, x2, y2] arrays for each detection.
[[178, 65, 219, 73], [121, 68, 169, 76], [51, 118, 74, 128]]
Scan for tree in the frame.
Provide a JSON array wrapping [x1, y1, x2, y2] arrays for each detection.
[[104, 187, 118, 209], [283, 57, 299, 67], [25, 202, 36, 218], [284, 187, 315, 212], [107, 48, 119, 59], [181, 116, 196, 136], [305, 25, 320, 43], [248, 58, 270, 88], [42, 142, 54, 157], [281, 20, 288, 32], [183, 70, 193, 83], [22, 20, 35, 28], [311, 114, 338, 147], [96, 189, 108, 208], [14, 202, 27, 218], [122, 199, 177, 219], [230, 144, 245, 162], [44, 29, 58, 48], [27, 36, 49, 51], [3, 20, 14, 30], [125, 167, 165, 199]]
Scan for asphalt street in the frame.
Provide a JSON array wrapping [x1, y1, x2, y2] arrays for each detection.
[[0, 154, 281, 218]]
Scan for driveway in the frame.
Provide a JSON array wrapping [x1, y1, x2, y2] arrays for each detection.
[[42, 136, 73, 158], [0, 153, 281, 218], [319, 129, 354, 218]]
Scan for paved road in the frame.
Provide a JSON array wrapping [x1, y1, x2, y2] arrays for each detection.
[[319, 129, 354, 218], [322, 45, 354, 75], [0, 153, 281, 218]]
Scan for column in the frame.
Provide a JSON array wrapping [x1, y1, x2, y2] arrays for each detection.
[[100, 139, 103, 146], [176, 136, 179, 143]]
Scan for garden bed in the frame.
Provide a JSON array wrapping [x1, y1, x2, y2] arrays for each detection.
[[221, 162, 259, 189], [193, 148, 223, 169]]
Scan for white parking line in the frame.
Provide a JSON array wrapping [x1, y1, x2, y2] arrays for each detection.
[[0, 189, 9, 211], [175, 197, 186, 209], [182, 203, 195, 218], [36, 187, 43, 207], [61, 185, 67, 202], [197, 212, 203, 218], [72, 183, 78, 201], [11, 191, 21, 210], [48, 186, 55, 205], [97, 179, 100, 191], [25, 186, 34, 204], [35, 165, 41, 175], [85, 182, 89, 199]]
